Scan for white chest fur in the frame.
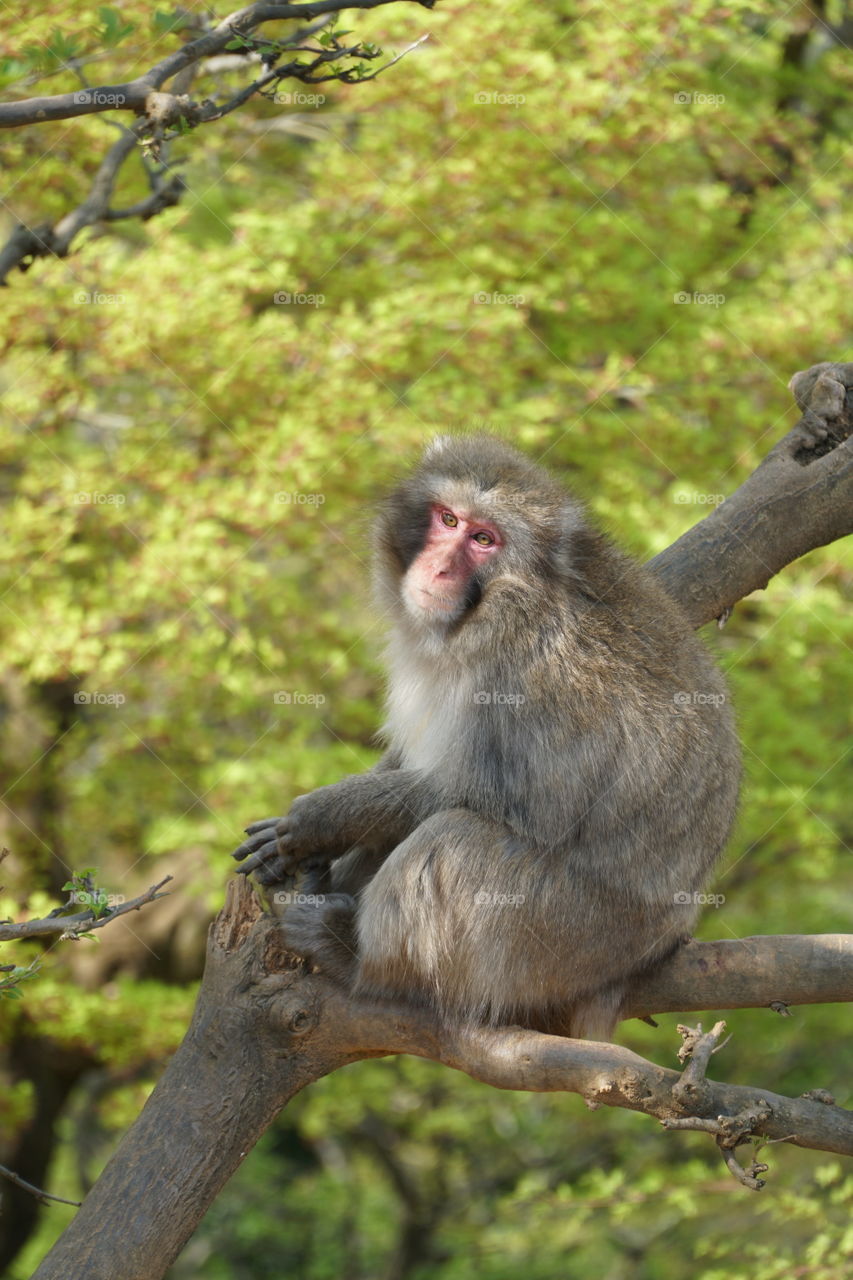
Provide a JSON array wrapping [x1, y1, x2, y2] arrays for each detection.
[[383, 630, 473, 772]]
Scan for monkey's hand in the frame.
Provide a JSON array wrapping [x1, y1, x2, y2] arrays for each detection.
[[231, 786, 349, 885], [231, 769, 434, 884]]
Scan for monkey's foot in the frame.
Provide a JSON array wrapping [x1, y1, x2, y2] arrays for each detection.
[[280, 893, 358, 985]]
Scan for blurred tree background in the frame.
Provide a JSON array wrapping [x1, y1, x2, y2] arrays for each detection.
[[0, 1, 851, 1277]]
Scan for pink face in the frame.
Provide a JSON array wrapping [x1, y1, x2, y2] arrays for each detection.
[[402, 503, 503, 623]]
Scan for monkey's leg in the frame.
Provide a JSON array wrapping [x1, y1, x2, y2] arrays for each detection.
[[279, 891, 360, 986], [292, 843, 391, 897], [353, 810, 641, 1040], [283, 811, 635, 1040], [352, 809, 550, 1023], [526, 990, 625, 1043], [329, 844, 392, 895], [276, 810, 514, 996]]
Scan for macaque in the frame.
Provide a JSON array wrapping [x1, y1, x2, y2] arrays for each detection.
[[233, 436, 740, 1040]]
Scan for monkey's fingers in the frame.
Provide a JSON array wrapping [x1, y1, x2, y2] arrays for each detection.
[[234, 840, 323, 875], [230, 834, 300, 875], [244, 817, 284, 835], [231, 824, 292, 862], [234, 839, 290, 876]]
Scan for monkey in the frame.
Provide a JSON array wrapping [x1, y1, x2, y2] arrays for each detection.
[[232, 436, 740, 1041]]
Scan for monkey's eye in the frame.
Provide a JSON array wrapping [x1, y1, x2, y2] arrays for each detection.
[[473, 531, 495, 547], [440, 510, 458, 527]]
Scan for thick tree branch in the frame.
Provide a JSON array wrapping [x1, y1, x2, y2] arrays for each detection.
[[619, 934, 853, 1018], [31, 879, 853, 1280], [648, 361, 853, 626]]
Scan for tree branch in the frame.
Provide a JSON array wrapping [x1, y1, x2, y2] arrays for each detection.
[[0, 124, 179, 283], [648, 361, 853, 626], [0, 0, 436, 281], [0, 1165, 81, 1209], [30, 877, 853, 1280], [0, 877, 173, 942], [0, 0, 434, 129], [619, 933, 853, 1018]]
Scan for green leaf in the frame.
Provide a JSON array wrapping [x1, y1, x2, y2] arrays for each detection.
[[98, 6, 136, 47]]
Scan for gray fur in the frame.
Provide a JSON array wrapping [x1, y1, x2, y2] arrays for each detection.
[[233, 436, 740, 1040]]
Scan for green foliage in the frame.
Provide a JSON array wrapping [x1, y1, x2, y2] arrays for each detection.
[[97, 7, 137, 48], [60, 868, 112, 919], [162, 1061, 853, 1280], [0, 972, 193, 1067], [0, 0, 851, 1276], [0, 960, 41, 1000]]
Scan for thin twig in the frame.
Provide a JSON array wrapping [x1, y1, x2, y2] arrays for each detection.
[[0, 1164, 82, 1208], [0, 877, 173, 941]]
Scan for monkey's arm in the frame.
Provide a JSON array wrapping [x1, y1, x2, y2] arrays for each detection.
[[231, 767, 438, 882]]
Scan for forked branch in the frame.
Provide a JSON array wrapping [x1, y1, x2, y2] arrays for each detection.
[[30, 875, 853, 1280], [0, 0, 435, 281]]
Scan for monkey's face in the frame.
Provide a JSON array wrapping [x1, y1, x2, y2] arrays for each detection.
[[374, 434, 588, 628], [401, 502, 503, 626]]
